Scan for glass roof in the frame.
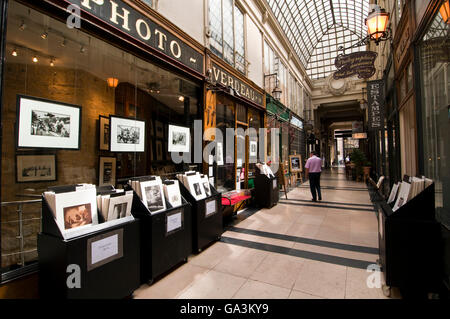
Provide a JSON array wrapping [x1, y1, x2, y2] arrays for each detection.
[[266, 0, 370, 80]]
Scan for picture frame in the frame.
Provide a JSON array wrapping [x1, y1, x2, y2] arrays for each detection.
[[249, 140, 258, 157], [289, 155, 302, 172], [109, 115, 146, 152], [216, 142, 224, 166], [16, 95, 81, 150], [99, 115, 110, 151], [156, 140, 163, 161], [168, 124, 190, 153], [140, 179, 167, 214], [16, 154, 57, 183], [99, 156, 117, 186], [155, 120, 164, 139]]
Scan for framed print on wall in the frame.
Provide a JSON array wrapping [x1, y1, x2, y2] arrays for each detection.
[[17, 95, 81, 150], [16, 154, 57, 183], [99, 115, 110, 151], [109, 115, 146, 152], [156, 140, 163, 161], [99, 156, 117, 186], [155, 121, 164, 139], [168, 124, 190, 153]]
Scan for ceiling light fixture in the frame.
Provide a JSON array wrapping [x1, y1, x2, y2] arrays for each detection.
[[19, 21, 26, 31], [12, 48, 18, 57], [178, 96, 185, 102], [32, 56, 38, 63], [107, 77, 119, 88], [41, 31, 48, 39]]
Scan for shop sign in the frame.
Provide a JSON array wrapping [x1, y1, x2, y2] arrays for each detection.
[[210, 62, 264, 107], [352, 133, 367, 139], [352, 121, 364, 133], [333, 51, 377, 80], [367, 80, 385, 131], [65, 0, 204, 74], [290, 116, 303, 130]]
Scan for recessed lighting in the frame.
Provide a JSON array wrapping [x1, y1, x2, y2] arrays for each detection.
[[32, 56, 38, 63], [12, 49, 18, 56], [50, 58, 55, 67], [41, 31, 48, 39], [178, 96, 185, 102]]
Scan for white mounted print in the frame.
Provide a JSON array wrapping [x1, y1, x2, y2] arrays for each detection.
[[17, 95, 81, 150], [109, 116, 146, 152], [168, 124, 190, 153]]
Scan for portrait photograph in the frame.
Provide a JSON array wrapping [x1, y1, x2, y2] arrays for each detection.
[[16, 154, 56, 183], [99, 157, 116, 186], [99, 116, 110, 151], [109, 116, 145, 152], [168, 124, 190, 153], [63, 203, 93, 230], [17, 95, 81, 150]]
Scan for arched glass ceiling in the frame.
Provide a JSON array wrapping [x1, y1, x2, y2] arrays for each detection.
[[266, 0, 370, 80]]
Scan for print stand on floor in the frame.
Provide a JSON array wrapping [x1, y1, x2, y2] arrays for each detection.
[[377, 183, 443, 297], [178, 176, 222, 253], [128, 177, 192, 284], [38, 187, 140, 299], [254, 172, 279, 208]]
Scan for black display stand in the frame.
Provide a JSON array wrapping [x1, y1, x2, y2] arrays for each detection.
[[254, 173, 279, 208], [38, 194, 140, 299], [128, 184, 192, 284], [377, 183, 443, 297], [178, 180, 222, 253]]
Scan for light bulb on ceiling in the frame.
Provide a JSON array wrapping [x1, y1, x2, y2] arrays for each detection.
[[41, 31, 48, 39], [178, 96, 185, 102], [61, 37, 67, 47], [12, 48, 18, 57], [32, 56, 38, 63], [50, 58, 55, 67]]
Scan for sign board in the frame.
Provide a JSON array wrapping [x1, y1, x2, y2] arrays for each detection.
[[352, 133, 368, 139], [290, 116, 303, 130], [367, 80, 385, 131], [334, 51, 377, 80], [352, 121, 364, 133]]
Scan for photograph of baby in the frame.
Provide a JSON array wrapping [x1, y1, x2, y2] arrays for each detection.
[[63, 203, 93, 230]]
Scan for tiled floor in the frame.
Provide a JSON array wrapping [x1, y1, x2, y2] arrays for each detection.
[[134, 168, 389, 299]]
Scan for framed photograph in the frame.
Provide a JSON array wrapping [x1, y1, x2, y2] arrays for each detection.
[[249, 141, 258, 157], [156, 140, 163, 161], [16, 154, 56, 183], [99, 115, 110, 151], [289, 155, 302, 172], [168, 124, 190, 153], [140, 179, 166, 214], [17, 95, 81, 150], [217, 142, 224, 166], [155, 121, 164, 139], [99, 156, 116, 186], [109, 115, 145, 152]]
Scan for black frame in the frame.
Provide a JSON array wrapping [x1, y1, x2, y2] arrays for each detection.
[[15, 153, 57, 183], [98, 155, 117, 186], [98, 115, 110, 151], [167, 123, 190, 153], [109, 114, 146, 153], [16, 94, 82, 151]]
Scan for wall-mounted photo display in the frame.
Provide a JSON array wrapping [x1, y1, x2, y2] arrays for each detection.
[[156, 140, 163, 161], [16, 154, 56, 183], [109, 116, 145, 152], [155, 121, 164, 139], [99, 115, 110, 151], [16, 95, 81, 150], [99, 156, 117, 186], [168, 124, 190, 153], [216, 142, 224, 166]]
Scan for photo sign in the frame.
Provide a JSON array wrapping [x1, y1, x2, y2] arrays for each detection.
[[367, 80, 385, 131], [65, 0, 204, 74], [333, 51, 377, 80]]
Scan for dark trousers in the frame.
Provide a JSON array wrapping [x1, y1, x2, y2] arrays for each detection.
[[309, 172, 322, 201]]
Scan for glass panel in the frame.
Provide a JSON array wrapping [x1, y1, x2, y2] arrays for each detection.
[[209, 0, 223, 56], [223, 0, 234, 65], [1, 0, 202, 272], [235, 6, 245, 73]]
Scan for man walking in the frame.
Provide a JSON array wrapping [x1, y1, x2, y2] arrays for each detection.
[[305, 151, 322, 202]]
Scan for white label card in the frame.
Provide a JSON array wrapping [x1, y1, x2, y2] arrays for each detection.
[[205, 200, 216, 217], [91, 234, 119, 265], [273, 179, 277, 189], [167, 212, 182, 233]]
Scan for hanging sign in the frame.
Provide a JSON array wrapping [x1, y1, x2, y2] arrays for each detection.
[[333, 51, 378, 79], [352, 121, 364, 133], [367, 80, 385, 131]]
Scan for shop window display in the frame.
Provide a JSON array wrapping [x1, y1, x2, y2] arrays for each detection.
[[0, 1, 201, 273]]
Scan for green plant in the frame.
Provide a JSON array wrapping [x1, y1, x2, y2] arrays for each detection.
[[350, 149, 368, 179]]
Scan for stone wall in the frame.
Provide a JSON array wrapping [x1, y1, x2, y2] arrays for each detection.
[[1, 62, 115, 268]]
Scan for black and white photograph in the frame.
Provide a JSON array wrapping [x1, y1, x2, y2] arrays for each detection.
[[217, 142, 224, 166], [16, 154, 56, 183], [117, 125, 140, 144], [112, 203, 128, 220], [17, 95, 81, 149], [186, 174, 206, 200], [99, 116, 110, 151], [203, 182, 211, 197], [144, 184, 166, 213], [99, 157, 116, 186], [193, 183, 202, 196], [163, 181, 182, 208], [155, 121, 164, 138], [109, 116, 145, 152], [168, 124, 190, 152]]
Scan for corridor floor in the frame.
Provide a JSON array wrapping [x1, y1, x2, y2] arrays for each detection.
[[134, 168, 388, 299]]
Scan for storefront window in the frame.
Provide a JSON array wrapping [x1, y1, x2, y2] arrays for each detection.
[[1, 0, 202, 273], [248, 109, 262, 187], [418, 11, 450, 228]]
